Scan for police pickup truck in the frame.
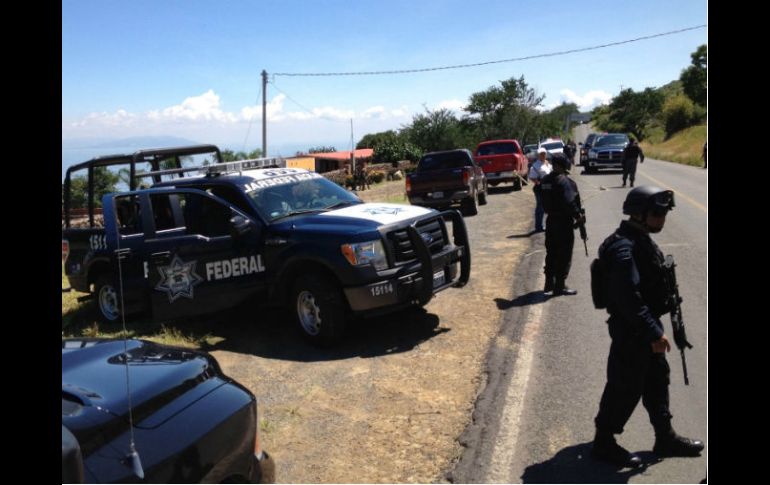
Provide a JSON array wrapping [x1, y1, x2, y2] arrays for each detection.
[[62, 145, 470, 346]]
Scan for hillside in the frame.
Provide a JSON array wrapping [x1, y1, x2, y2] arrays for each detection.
[[640, 124, 706, 167]]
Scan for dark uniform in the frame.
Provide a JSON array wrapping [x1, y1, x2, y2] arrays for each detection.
[[591, 186, 704, 468], [621, 140, 644, 187], [540, 153, 581, 295]]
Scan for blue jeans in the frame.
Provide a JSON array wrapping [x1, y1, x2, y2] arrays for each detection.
[[534, 188, 545, 230]]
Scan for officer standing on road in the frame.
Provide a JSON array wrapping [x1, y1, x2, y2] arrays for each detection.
[[591, 186, 704, 468], [539, 153, 584, 295], [621, 138, 645, 187], [528, 147, 552, 232]]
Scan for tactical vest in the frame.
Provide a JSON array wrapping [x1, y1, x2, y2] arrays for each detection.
[[539, 172, 562, 215]]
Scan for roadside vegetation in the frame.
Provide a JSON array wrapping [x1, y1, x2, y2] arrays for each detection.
[[590, 44, 706, 166], [641, 124, 706, 167]]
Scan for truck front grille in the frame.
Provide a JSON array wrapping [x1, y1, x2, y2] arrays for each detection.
[[597, 151, 624, 161], [388, 217, 447, 263]]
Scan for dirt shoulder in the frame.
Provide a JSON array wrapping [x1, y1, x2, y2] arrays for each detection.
[[210, 180, 538, 483]]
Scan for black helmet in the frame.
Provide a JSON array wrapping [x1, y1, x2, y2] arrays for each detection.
[[550, 152, 570, 170], [623, 186, 675, 215]]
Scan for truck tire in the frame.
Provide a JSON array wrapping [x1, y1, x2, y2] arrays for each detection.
[[291, 272, 347, 346], [478, 185, 488, 206], [512, 176, 522, 191], [461, 190, 479, 216], [94, 274, 121, 324]]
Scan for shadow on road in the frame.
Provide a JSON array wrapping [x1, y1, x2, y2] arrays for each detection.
[[494, 290, 548, 310], [508, 230, 543, 238], [201, 304, 450, 362], [64, 293, 449, 362], [520, 442, 658, 483], [487, 186, 517, 195]]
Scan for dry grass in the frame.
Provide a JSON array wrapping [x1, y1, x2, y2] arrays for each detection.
[[641, 124, 706, 167]]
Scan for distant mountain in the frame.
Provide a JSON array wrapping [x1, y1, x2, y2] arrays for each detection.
[[88, 136, 201, 149]]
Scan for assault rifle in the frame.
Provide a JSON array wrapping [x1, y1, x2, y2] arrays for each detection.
[[574, 208, 588, 257], [663, 254, 693, 385]]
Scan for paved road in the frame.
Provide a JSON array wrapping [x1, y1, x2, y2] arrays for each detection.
[[451, 142, 708, 483]]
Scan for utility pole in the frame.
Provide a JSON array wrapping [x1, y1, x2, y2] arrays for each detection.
[[262, 70, 268, 157], [350, 118, 355, 174]]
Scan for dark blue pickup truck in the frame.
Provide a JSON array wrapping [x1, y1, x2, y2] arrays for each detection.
[[62, 145, 471, 346], [62, 338, 275, 483]]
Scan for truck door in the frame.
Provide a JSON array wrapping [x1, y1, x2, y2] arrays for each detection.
[[146, 190, 266, 321], [104, 194, 151, 316]]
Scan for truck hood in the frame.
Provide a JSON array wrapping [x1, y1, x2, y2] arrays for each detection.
[[271, 202, 436, 237], [62, 339, 227, 432]]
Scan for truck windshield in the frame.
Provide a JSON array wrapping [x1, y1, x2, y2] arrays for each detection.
[[246, 175, 361, 222], [541, 142, 564, 151], [418, 152, 471, 171], [477, 142, 517, 156], [595, 135, 628, 147]]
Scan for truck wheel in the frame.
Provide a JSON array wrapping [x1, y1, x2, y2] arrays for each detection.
[[478, 186, 488, 206], [291, 272, 347, 346], [461, 191, 479, 216], [512, 176, 522, 191], [94, 274, 121, 324]]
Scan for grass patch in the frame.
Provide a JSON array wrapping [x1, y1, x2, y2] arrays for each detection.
[[62, 265, 220, 348], [383, 192, 408, 204], [640, 124, 706, 167]]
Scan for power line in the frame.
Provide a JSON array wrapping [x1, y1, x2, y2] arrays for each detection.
[[274, 25, 705, 77], [241, 81, 262, 153]]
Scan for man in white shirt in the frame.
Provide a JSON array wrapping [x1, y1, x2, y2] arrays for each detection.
[[528, 147, 553, 232]]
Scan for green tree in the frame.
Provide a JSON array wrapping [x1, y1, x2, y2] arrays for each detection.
[[67, 167, 120, 209], [680, 44, 707, 107], [463, 76, 545, 141], [373, 140, 422, 164], [592, 88, 663, 140], [401, 107, 464, 152], [357, 130, 400, 150], [661, 94, 696, 137]]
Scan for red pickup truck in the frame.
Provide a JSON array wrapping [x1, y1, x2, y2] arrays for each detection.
[[473, 139, 528, 190]]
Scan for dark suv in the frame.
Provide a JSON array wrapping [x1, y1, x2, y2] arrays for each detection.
[[62, 338, 275, 483], [585, 133, 629, 173], [579, 133, 598, 166]]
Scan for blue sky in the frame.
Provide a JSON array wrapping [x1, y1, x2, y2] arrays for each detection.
[[62, 0, 707, 159]]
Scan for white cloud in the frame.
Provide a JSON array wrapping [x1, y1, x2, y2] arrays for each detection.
[[148, 89, 237, 122], [390, 105, 409, 117], [558, 89, 612, 111], [240, 94, 287, 121], [62, 91, 419, 149], [435, 99, 466, 112], [361, 106, 386, 119]]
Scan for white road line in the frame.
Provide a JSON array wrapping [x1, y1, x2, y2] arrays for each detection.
[[484, 273, 545, 483]]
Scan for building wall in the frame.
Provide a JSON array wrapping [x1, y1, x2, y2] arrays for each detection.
[[286, 157, 316, 171]]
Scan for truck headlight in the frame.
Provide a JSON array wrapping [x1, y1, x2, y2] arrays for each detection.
[[341, 240, 388, 271], [589, 150, 597, 158]]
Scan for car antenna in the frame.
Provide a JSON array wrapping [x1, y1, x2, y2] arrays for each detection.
[[113, 198, 145, 480]]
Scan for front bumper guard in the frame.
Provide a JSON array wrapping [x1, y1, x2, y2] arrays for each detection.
[[406, 209, 470, 306]]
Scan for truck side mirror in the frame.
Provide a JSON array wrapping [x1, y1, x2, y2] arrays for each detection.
[[230, 214, 254, 237]]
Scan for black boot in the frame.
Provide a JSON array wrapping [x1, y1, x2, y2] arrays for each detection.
[[591, 430, 642, 468], [653, 430, 704, 457], [543, 275, 555, 296], [553, 278, 577, 296]]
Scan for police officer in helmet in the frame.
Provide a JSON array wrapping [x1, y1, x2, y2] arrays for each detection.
[[540, 153, 584, 296], [591, 186, 704, 467]]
